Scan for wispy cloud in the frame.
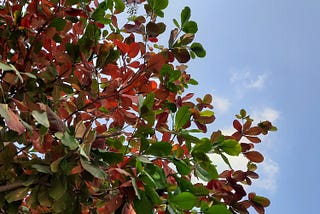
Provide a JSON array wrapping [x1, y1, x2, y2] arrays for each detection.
[[213, 95, 231, 114], [252, 107, 280, 122], [253, 159, 279, 194], [229, 67, 268, 97]]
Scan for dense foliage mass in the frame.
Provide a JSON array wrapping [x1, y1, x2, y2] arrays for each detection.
[[0, 0, 277, 213]]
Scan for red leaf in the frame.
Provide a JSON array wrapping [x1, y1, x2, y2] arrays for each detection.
[[96, 124, 107, 134], [245, 127, 262, 135], [243, 120, 252, 131], [29, 130, 45, 153], [233, 120, 242, 132], [6, 108, 25, 135], [128, 42, 140, 58], [114, 40, 129, 53], [240, 143, 254, 152], [146, 54, 166, 74], [97, 194, 124, 213], [148, 37, 158, 42], [128, 61, 140, 68], [182, 93, 194, 101], [244, 151, 264, 163], [232, 131, 242, 141], [246, 136, 261, 143]]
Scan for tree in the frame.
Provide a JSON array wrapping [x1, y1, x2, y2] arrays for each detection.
[[0, 0, 277, 213]]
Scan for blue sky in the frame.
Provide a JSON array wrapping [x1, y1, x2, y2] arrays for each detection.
[[162, 0, 320, 213]]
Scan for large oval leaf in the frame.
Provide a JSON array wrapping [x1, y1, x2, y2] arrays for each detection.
[[170, 192, 197, 210]]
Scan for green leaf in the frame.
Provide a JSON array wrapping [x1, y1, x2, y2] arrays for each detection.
[[193, 138, 212, 153], [5, 187, 29, 203], [220, 139, 241, 156], [21, 72, 37, 79], [55, 131, 79, 150], [132, 177, 141, 200], [175, 106, 191, 130], [50, 157, 64, 173], [191, 42, 206, 58], [200, 110, 214, 117], [49, 18, 66, 31], [205, 205, 232, 214], [146, 141, 172, 156], [173, 18, 180, 28], [32, 110, 49, 128], [154, 0, 168, 10], [95, 150, 124, 164], [80, 157, 107, 180], [133, 191, 153, 214], [114, 0, 125, 12], [169, 192, 197, 210], [0, 103, 9, 119], [144, 164, 167, 189], [182, 21, 198, 34], [49, 174, 67, 200], [145, 185, 163, 205], [181, 7, 191, 26], [173, 159, 191, 175], [32, 164, 52, 174], [195, 163, 218, 181]]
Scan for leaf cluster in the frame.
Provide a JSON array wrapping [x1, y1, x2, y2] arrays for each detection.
[[0, 1, 276, 214]]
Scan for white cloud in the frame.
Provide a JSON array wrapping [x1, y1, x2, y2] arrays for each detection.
[[253, 159, 279, 194], [247, 73, 267, 89], [229, 67, 268, 95], [213, 95, 231, 114], [252, 107, 280, 123]]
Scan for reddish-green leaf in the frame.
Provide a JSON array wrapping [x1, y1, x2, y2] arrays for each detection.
[[173, 47, 190, 63]]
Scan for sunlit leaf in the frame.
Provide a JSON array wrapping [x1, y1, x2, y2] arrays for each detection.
[[205, 205, 232, 214], [32, 110, 50, 128], [220, 139, 242, 156], [175, 106, 191, 130], [169, 192, 197, 210], [55, 132, 78, 150]]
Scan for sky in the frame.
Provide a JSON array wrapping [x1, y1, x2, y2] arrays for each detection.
[[161, 0, 320, 213]]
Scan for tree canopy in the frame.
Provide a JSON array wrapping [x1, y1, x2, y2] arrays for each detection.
[[0, 0, 277, 213]]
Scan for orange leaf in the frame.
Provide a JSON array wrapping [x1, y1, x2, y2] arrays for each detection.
[[244, 151, 264, 163], [71, 165, 83, 174]]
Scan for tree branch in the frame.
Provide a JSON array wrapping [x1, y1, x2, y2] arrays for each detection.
[[0, 181, 24, 193]]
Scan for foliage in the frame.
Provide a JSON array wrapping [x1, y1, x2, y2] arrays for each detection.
[[0, 0, 277, 213]]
